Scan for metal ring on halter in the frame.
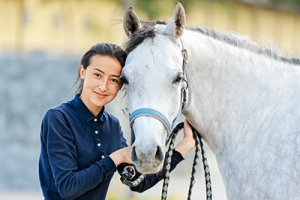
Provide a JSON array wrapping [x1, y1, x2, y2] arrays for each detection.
[[122, 165, 136, 179]]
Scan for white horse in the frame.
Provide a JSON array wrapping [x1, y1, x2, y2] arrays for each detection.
[[122, 2, 300, 199]]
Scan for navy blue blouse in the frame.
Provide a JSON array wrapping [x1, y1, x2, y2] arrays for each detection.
[[39, 94, 183, 200]]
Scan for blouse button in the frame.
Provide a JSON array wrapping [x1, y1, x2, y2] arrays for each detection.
[[95, 130, 98, 134], [101, 155, 105, 159], [97, 143, 101, 147], [94, 118, 97, 122]]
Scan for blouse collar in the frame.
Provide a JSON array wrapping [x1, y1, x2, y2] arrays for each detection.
[[71, 94, 106, 122]]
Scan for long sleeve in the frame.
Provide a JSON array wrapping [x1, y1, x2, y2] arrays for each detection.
[[40, 109, 116, 199], [39, 95, 129, 200]]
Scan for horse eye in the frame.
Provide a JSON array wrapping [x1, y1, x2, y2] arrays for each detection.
[[173, 74, 183, 84], [120, 75, 129, 85]]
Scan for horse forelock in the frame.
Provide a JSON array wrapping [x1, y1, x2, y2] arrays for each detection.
[[123, 21, 167, 54], [123, 20, 300, 65]]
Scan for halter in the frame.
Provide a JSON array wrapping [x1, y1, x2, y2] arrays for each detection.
[[128, 38, 191, 145], [121, 39, 212, 200]]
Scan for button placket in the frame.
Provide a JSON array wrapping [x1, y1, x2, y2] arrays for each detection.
[[94, 118, 101, 147]]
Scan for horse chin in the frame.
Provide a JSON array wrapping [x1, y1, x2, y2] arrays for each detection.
[[135, 163, 163, 174]]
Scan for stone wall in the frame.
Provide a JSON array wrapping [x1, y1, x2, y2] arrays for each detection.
[[0, 51, 80, 190]]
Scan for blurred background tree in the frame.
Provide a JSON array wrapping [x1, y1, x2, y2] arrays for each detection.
[[239, 0, 300, 14], [105, 0, 300, 19], [1, 0, 300, 53]]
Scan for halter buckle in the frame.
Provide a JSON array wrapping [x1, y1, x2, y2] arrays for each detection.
[[181, 49, 188, 64]]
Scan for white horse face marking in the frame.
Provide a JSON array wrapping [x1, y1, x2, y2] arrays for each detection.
[[122, 2, 187, 174], [122, 34, 184, 173], [122, 3, 186, 174]]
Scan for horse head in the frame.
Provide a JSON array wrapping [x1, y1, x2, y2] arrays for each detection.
[[122, 2, 188, 174]]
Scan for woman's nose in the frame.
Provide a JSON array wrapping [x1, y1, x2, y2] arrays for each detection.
[[98, 78, 108, 91]]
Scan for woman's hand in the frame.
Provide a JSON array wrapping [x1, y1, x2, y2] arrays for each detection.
[[174, 119, 195, 157], [109, 147, 133, 166]]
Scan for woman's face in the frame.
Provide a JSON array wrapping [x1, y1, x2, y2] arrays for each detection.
[[79, 54, 122, 116]]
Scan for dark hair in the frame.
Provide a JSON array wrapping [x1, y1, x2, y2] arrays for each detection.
[[75, 43, 127, 94]]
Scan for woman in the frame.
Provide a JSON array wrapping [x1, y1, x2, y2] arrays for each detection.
[[38, 42, 195, 200]]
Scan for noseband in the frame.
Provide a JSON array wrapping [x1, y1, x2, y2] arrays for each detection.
[[128, 39, 191, 145], [121, 39, 212, 200]]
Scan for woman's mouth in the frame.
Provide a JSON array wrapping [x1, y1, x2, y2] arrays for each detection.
[[94, 91, 108, 98]]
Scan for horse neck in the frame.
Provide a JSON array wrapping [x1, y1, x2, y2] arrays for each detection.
[[182, 31, 298, 155]]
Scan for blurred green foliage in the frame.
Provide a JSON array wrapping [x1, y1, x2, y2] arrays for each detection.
[[264, 0, 300, 13], [103, 0, 300, 19], [1, 0, 300, 16], [4, 0, 298, 19]]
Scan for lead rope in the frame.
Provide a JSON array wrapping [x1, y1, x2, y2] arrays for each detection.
[[161, 122, 212, 200], [120, 122, 212, 200]]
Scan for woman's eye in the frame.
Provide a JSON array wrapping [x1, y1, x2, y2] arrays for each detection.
[[94, 73, 101, 77], [110, 78, 122, 86]]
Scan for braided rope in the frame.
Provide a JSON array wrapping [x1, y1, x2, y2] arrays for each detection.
[[161, 123, 183, 200], [198, 128, 212, 200], [161, 123, 212, 200], [121, 122, 212, 200], [187, 127, 201, 200]]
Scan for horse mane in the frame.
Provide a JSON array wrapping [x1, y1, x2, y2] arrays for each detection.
[[123, 21, 300, 65]]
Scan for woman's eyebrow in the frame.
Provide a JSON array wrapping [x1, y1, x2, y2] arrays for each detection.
[[93, 68, 121, 78]]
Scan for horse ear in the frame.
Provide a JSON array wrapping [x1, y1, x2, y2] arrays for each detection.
[[164, 2, 186, 39], [123, 6, 141, 37]]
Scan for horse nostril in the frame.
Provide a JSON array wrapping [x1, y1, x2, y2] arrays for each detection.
[[131, 146, 138, 164], [131, 145, 164, 169], [155, 146, 164, 163]]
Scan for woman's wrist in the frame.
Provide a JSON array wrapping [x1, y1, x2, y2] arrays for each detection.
[[109, 151, 123, 166], [174, 138, 195, 157], [109, 147, 132, 167]]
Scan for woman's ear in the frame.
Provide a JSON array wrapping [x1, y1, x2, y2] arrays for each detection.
[[79, 65, 85, 79]]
